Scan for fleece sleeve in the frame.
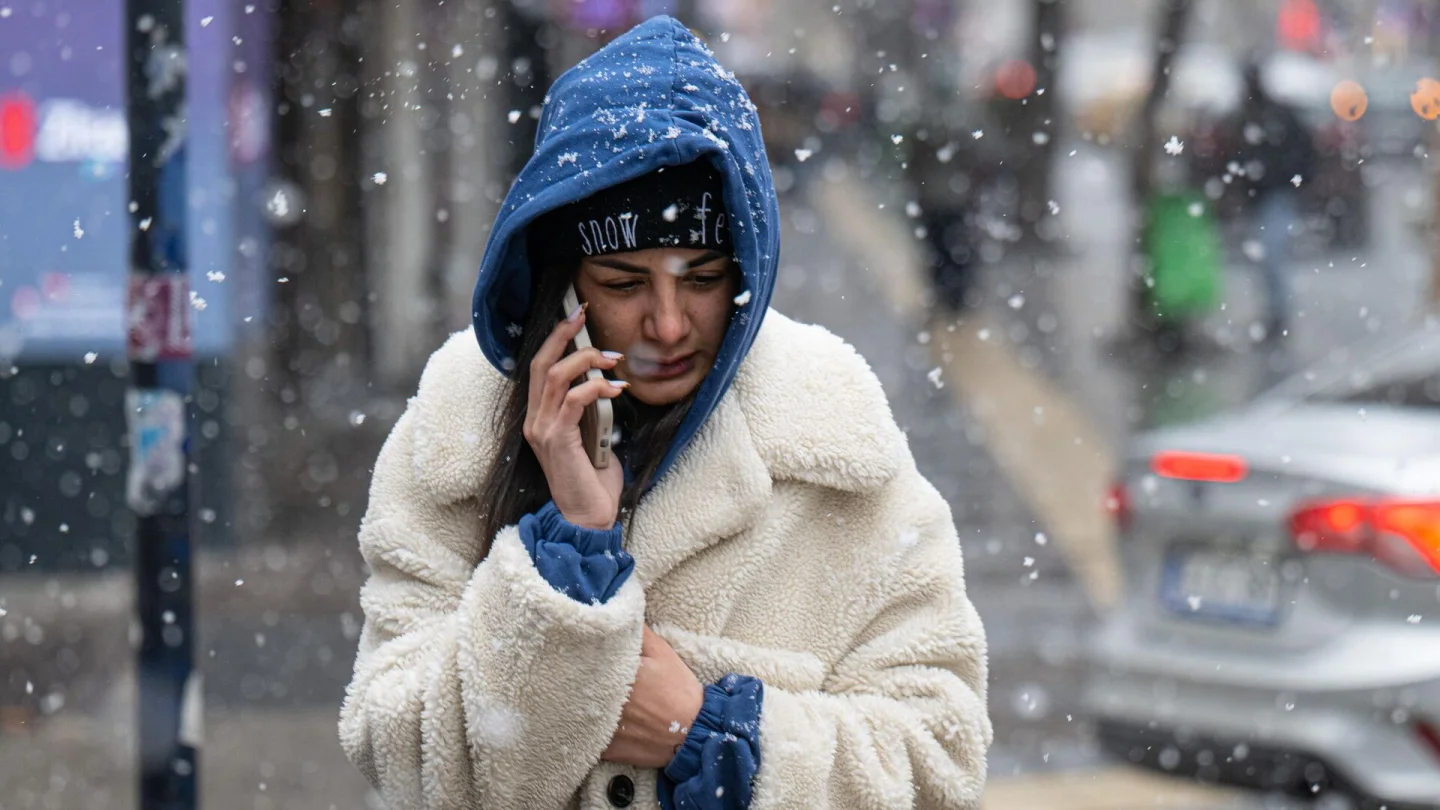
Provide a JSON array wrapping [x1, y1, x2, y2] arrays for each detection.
[[520, 500, 633, 604], [748, 476, 992, 810], [658, 674, 764, 810], [338, 410, 647, 810]]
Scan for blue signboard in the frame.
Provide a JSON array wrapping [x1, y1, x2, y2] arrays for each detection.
[[0, 0, 261, 362]]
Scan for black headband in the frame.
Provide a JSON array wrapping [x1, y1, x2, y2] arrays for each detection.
[[527, 161, 731, 268]]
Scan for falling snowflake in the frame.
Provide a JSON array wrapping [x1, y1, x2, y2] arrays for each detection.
[[73, 219, 84, 239], [189, 292, 207, 311], [0, 8, 12, 18], [936, 143, 956, 163], [200, 15, 213, 26], [890, 134, 904, 145], [318, 108, 332, 118], [1032, 131, 1050, 145], [1047, 200, 1060, 215], [507, 110, 521, 124], [83, 352, 97, 364], [1187, 201, 1204, 217], [1291, 174, 1303, 187], [1164, 136, 1184, 155], [927, 367, 944, 389], [1408, 615, 1423, 624], [733, 290, 752, 306], [1008, 294, 1025, 309], [207, 271, 225, 282], [971, 129, 984, 140], [139, 217, 152, 231], [451, 44, 463, 58], [662, 204, 679, 222], [372, 172, 387, 185], [794, 148, 813, 162]]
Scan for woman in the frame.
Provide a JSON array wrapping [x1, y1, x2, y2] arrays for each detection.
[[340, 16, 991, 810]]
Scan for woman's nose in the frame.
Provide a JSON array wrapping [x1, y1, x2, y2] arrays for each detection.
[[647, 289, 689, 346]]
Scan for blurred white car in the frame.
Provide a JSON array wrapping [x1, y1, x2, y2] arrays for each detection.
[[1084, 322, 1440, 809]]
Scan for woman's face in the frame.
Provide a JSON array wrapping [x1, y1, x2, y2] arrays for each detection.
[[574, 247, 739, 406]]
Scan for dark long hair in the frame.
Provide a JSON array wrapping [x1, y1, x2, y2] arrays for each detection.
[[475, 263, 697, 547]]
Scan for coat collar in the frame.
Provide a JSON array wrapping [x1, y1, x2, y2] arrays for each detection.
[[409, 311, 906, 582]]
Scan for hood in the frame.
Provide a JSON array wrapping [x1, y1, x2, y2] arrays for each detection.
[[471, 16, 780, 485]]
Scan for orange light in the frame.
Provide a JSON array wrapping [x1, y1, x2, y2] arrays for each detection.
[[1412, 78, 1440, 120], [995, 59, 1037, 100], [1151, 451, 1248, 483], [1322, 501, 1365, 532], [1376, 501, 1440, 571], [1330, 80, 1368, 121]]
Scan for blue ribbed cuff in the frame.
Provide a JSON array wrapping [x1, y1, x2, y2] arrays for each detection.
[[527, 500, 622, 555], [661, 674, 763, 807], [518, 501, 632, 604]]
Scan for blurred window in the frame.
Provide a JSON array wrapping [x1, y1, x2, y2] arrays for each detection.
[[1336, 373, 1440, 409]]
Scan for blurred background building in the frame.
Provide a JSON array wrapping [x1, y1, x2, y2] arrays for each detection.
[[4, 0, 1440, 807]]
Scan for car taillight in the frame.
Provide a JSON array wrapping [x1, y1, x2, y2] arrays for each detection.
[[1152, 451, 1248, 483], [1289, 498, 1440, 577], [1105, 481, 1131, 530], [1416, 719, 1440, 765]]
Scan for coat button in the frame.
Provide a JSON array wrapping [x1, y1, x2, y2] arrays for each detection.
[[606, 774, 635, 807]]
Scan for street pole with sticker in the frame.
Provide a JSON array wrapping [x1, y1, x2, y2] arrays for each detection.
[[125, 0, 199, 807]]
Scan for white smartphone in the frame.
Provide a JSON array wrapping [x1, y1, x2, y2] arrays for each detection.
[[563, 285, 614, 469]]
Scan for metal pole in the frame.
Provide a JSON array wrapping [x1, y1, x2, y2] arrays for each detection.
[[125, 0, 198, 807]]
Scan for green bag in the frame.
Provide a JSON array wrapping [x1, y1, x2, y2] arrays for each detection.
[[1141, 191, 1223, 323]]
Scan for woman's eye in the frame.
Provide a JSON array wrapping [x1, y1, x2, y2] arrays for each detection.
[[689, 274, 725, 286], [604, 281, 641, 292]]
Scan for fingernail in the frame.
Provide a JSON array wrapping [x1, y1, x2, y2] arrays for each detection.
[[566, 302, 585, 322], [601, 351, 624, 360], [608, 379, 630, 388]]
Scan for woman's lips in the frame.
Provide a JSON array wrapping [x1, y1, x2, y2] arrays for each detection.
[[629, 353, 696, 380]]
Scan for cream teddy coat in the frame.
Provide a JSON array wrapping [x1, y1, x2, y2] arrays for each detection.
[[339, 310, 992, 809]]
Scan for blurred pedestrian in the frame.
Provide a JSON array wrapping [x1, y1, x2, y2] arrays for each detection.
[[896, 21, 1000, 313], [907, 101, 1001, 313], [1231, 59, 1317, 340], [339, 16, 991, 810]]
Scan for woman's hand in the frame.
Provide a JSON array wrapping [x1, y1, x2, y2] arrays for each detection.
[[603, 626, 705, 770], [524, 303, 628, 530]]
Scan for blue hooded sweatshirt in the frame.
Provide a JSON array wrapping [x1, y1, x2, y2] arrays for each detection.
[[470, 17, 776, 809]]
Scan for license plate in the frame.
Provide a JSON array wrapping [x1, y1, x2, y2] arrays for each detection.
[[1160, 549, 1283, 626]]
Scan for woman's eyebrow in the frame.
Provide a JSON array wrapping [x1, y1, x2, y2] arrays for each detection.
[[687, 251, 727, 268], [591, 258, 649, 274]]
